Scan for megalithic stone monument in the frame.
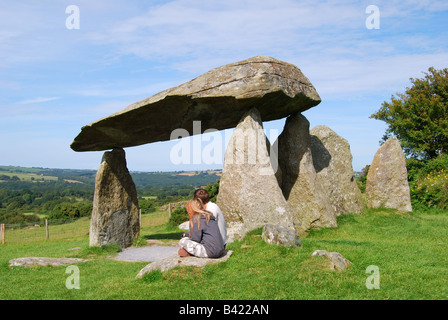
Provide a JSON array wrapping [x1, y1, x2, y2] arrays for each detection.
[[71, 56, 328, 245], [89, 148, 140, 248], [310, 125, 365, 215], [366, 137, 412, 212], [216, 108, 295, 241], [276, 113, 337, 237], [70, 56, 321, 152]]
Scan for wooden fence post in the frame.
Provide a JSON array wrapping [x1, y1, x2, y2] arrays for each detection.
[[1, 224, 4, 244], [45, 219, 49, 240], [138, 209, 142, 238], [168, 203, 172, 217]]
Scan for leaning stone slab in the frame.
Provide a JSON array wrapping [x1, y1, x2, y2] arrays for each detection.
[[216, 108, 295, 241], [310, 125, 364, 215], [71, 56, 321, 152], [89, 148, 140, 248], [366, 137, 412, 212], [9, 257, 89, 268], [277, 113, 337, 237], [262, 224, 302, 247], [311, 250, 351, 271], [135, 250, 233, 279]]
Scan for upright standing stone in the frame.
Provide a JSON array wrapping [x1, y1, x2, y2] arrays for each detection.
[[277, 113, 337, 237], [310, 125, 364, 215], [366, 137, 412, 212], [217, 108, 295, 241], [90, 148, 140, 248]]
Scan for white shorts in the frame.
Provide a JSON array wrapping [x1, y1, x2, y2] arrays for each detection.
[[179, 237, 209, 258]]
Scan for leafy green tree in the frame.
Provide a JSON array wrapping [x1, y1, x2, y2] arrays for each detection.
[[168, 206, 188, 227], [48, 202, 80, 220], [204, 179, 220, 202], [139, 199, 156, 214], [370, 67, 448, 160]]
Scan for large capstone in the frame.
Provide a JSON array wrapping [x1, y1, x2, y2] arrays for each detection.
[[89, 148, 140, 248], [277, 112, 337, 237], [216, 108, 295, 241], [71, 56, 321, 152], [366, 137, 412, 212], [310, 125, 365, 215]]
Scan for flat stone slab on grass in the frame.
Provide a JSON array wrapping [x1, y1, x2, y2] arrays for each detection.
[[114, 245, 180, 262], [9, 257, 90, 268], [136, 250, 233, 279]]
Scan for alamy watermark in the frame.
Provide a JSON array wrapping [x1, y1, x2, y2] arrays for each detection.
[[65, 265, 80, 289], [66, 5, 80, 30], [365, 5, 380, 30], [169, 121, 280, 175], [365, 265, 380, 289]]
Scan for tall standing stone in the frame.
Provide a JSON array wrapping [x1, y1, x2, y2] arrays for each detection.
[[310, 125, 364, 215], [366, 137, 412, 212], [90, 148, 140, 248], [217, 108, 295, 241], [277, 113, 337, 237]]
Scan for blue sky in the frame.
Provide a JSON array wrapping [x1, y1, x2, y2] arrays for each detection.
[[1, 0, 447, 172]]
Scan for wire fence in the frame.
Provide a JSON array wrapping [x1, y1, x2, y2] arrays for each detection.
[[0, 210, 171, 245], [1, 218, 90, 244]]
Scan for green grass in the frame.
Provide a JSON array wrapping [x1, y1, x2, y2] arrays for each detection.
[[1, 208, 447, 300]]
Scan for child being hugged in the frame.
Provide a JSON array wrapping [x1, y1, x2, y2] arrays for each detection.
[[178, 198, 225, 258]]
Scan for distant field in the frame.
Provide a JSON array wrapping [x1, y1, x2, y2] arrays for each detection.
[[0, 171, 58, 182], [176, 170, 222, 176], [0, 165, 221, 187]]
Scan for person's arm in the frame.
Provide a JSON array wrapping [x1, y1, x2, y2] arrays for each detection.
[[182, 222, 191, 238]]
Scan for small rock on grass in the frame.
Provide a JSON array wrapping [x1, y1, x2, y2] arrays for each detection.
[[311, 250, 351, 271]]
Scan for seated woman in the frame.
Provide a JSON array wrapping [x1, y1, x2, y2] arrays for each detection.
[[178, 198, 225, 258]]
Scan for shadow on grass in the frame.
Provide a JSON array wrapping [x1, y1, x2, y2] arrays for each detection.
[[144, 232, 184, 240]]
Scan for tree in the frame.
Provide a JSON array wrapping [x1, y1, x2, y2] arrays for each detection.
[[370, 67, 448, 160], [204, 179, 220, 203]]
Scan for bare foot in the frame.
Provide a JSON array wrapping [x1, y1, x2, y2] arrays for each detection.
[[178, 248, 191, 257]]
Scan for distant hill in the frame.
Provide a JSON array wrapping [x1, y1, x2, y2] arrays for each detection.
[[0, 165, 221, 187]]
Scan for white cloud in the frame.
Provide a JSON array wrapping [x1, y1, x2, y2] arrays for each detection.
[[80, 0, 448, 97], [87, 0, 363, 61]]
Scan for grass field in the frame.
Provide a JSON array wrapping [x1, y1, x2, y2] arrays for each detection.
[[1, 208, 447, 300]]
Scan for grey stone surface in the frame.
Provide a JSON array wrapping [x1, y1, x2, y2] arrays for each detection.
[[135, 250, 233, 278], [71, 56, 321, 152], [9, 257, 89, 268], [262, 224, 302, 247], [310, 125, 364, 216], [366, 137, 412, 212], [89, 148, 140, 248], [179, 221, 190, 230], [114, 245, 179, 262], [277, 113, 337, 237], [311, 250, 351, 271], [216, 108, 295, 241]]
